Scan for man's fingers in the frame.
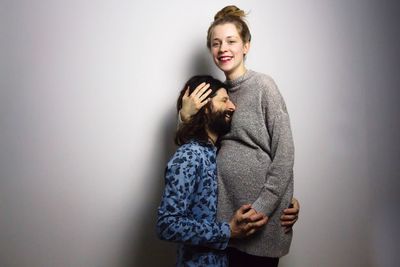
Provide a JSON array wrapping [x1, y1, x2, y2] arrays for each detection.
[[252, 217, 268, 228], [283, 206, 299, 215], [284, 226, 293, 233], [291, 197, 300, 210], [243, 218, 267, 236], [281, 214, 297, 221], [246, 228, 256, 236], [284, 199, 299, 214], [281, 217, 298, 226], [232, 204, 251, 224], [241, 209, 257, 222], [238, 204, 252, 214], [248, 213, 265, 222], [281, 205, 298, 228]]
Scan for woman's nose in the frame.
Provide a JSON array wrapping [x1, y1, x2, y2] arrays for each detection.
[[219, 41, 228, 52]]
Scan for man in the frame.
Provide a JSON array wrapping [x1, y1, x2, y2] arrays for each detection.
[[157, 75, 267, 267]]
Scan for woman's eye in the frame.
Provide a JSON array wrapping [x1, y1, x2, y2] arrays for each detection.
[[212, 43, 220, 47]]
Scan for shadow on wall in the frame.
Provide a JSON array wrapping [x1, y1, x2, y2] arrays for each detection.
[[124, 50, 215, 267], [186, 47, 217, 77], [120, 107, 176, 267]]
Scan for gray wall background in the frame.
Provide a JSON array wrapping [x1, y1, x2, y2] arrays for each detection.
[[1, 0, 399, 266]]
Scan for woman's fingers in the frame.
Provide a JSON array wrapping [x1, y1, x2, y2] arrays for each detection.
[[192, 82, 210, 97], [198, 88, 212, 102], [191, 83, 211, 104], [183, 87, 190, 98], [181, 83, 212, 115]]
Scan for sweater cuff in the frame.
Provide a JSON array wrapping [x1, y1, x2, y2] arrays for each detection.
[[251, 192, 280, 217]]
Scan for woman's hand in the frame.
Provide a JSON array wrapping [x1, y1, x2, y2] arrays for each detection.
[[180, 82, 212, 122], [281, 197, 300, 233]]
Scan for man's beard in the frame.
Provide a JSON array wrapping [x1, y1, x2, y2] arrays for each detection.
[[208, 109, 233, 136]]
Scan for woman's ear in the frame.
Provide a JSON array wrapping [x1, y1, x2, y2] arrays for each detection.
[[243, 41, 250, 55]]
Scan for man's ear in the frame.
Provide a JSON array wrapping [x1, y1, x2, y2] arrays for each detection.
[[204, 100, 213, 114]]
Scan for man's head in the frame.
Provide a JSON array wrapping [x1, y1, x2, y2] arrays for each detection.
[[175, 75, 235, 145]]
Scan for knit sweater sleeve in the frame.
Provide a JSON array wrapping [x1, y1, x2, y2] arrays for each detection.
[[251, 76, 295, 216]]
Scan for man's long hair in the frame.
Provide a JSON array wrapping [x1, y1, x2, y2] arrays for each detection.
[[175, 75, 225, 146]]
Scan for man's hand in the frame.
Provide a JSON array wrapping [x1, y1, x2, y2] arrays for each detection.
[[180, 82, 212, 122], [229, 204, 268, 239], [281, 197, 300, 233]]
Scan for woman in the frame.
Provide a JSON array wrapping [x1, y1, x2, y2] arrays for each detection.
[[179, 6, 299, 267]]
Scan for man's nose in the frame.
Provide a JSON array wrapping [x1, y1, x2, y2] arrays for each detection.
[[227, 100, 236, 111]]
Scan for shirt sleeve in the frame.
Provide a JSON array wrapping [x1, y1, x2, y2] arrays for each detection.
[[251, 77, 295, 216], [156, 148, 231, 250]]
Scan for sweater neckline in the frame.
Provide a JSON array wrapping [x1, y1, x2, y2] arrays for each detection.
[[225, 69, 254, 91]]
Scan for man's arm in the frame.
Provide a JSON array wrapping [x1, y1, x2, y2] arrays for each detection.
[[156, 150, 230, 250]]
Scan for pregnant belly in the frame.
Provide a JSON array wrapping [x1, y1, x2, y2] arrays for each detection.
[[216, 142, 271, 203]]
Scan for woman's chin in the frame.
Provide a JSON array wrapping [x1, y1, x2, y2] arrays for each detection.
[[217, 64, 233, 74]]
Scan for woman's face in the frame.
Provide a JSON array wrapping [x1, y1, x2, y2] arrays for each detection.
[[210, 23, 250, 80]]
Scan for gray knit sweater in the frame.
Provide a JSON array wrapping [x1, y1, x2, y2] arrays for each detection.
[[217, 70, 294, 257]]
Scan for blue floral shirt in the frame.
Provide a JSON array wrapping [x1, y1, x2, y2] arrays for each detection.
[[156, 140, 231, 267]]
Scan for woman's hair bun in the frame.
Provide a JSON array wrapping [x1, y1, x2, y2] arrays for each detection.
[[214, 5, 246, 21], [206, 5, 251, 49]]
